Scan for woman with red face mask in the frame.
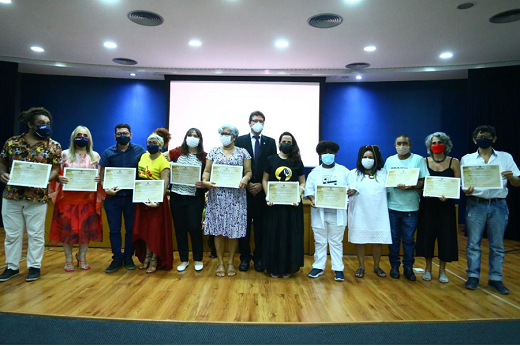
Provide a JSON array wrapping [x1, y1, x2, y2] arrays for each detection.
[[416, 132, 461, 283]]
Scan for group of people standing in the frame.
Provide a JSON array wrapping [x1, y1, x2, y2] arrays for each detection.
[[0, 108, 518, 296]]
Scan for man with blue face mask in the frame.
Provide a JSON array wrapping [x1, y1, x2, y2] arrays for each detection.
[[99, 123, 146, 273], [235, 111, 277, 272], [461, 125, 520, 294]]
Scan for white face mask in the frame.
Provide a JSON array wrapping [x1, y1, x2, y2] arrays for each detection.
[[396, 145, 410, 156], [186, 136, 200, 148], [251, 122, 264, 133], [220, 135, 233, 146], [361, 158, 375, 169]]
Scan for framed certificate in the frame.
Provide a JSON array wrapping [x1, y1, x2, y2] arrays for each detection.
[[315, 185, 348, 209], [63, 167, 98, 192], [210, 164, 243, 188], [7, 160, 52, 188], [461, 165, 502, 190], [267, 181, 300, 205], [103, 167, 136, 190], [385, 168, 420, 187], [170, 163, 201, 186], [133, 180, 165, 203], [423, 176, 461, 199]]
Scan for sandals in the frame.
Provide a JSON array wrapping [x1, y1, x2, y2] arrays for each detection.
[[140, 254, 153, 269], [423, 271, 432, 281], [374, 267, 387, 278], [76, 252, 91, 270], [282, 273, 291, 279], [216, 264, 226, 277], [64, 255, 75, 272], [439, 273, 449, 283], [146, 257, 158, 274], [355, 267, 365, 278], [227, 264, 237, 277], [270, 273, 280, 278]]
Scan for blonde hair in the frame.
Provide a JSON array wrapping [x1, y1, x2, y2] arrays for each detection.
[[67, 125, 98, 163]]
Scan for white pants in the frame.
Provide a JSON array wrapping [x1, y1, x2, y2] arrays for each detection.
[[312, 213, 346, 271], [2, 199, 48, 270]]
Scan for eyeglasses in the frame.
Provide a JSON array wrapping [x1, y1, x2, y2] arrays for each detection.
[[221, 133, 232, 136], [115, 132, 130, 137], [250, 119, 264, 124]]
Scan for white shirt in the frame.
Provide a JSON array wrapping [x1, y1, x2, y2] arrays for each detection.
[[250, 133, 262, 158], [460, 149, 520, 199]]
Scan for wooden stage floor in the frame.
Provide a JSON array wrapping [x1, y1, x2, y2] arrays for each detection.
[[1, 229, 519, 324]]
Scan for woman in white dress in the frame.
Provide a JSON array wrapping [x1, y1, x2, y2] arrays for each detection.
[[347, 145, 391, 278]]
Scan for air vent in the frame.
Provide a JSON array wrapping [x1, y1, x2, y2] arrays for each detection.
[[490, 9, 520, 23], [457, 3, 475, 10], [112, 58, 138, 65], [345, 62, 371, 69], [128, 10, 164, 26], [308, 13, 343, 29]]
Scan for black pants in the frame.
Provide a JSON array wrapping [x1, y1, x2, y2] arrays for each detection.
[[239, 191, 267, 263], [170, 192, 205, 262]]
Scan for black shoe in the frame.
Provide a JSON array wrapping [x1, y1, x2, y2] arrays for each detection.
[[124, 257, 136, 270], [105, 259, 124, 273], [254, 260, 264, 272], [488, 280, 509, 295], [465, 277, 479, 290], [403, 268, 416, 281], [26, 267, 40, 282], [209, 249, 217, 259], [0, 268, 20, 282], [238, 260, 250, 272], [390, 267, 400, 279]]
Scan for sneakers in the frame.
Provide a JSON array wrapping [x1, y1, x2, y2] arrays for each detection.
[[334, 271, 345, 281], [177, 261, 190, 272], [403, 268, 416, 281], [124, 257, 136, 270], [465, 277, 479, 290], [488, 280, 509, 295], [390, 267, 400, 279], [26, 267, 40, 282], [308, 268, 324, 278], [105, 259, 124, 273], [0, 268, 20, 282]]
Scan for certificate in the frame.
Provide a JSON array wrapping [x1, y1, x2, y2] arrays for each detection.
[[210, 164, 243, 188], [7, 160, 51, 188], [315, 185, 348, 209], [170, 163, 201, 186], [267, 181, 300, 205], [103, 168, 136, 190], [423, 176, 461, 199], [63, 168, 98, 192], [385, 168, 420, 187], [461, 165, 502, 189], [133, 180, 165, 203]]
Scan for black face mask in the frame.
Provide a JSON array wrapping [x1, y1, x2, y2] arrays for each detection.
[[280, 143, 293, 154], [116, 136, 131, 145], [476, 138, 493, 149]]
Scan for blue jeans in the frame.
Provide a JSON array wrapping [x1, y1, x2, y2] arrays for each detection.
[[465, 199, 508, 281], [388, 209, 419, 269], [104, 195, 135, 260]]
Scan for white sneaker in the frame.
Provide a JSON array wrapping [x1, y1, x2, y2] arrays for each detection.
[[177, 262, 189, 272], [194, 261, 204, 271]]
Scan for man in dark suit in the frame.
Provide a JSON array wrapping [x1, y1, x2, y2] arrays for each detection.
[[235, 111, 277, 272]]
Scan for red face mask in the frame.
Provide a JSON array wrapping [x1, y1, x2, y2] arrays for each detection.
[[430, 143, 446, 154]]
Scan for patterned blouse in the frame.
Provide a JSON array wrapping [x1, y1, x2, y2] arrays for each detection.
[[1, 133, 62, 203]]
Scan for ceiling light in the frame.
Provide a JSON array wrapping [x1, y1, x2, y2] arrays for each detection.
[[130, 73, 136, 77], [439, 52, 453, 59], [0, 0, 12, 4], [489, 9, 520, 24], [104, 41, 117, 49], [457, 3, 475, 10], [189, 40, 202, 47], [308, 13, 343, 29], [275, 40, 289, 48], [127, 10, 164, 26], [215, 70, 223, 74], [364, 46, 376, 52], [345, 62, 370, 69], [112, 58, 138, 65], [355, 75, 362, 80], [30, 46, 44, 53], [54, 63, 66, 68]]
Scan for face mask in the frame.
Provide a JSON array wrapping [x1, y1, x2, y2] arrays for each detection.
[[35, 124, 51, 138], [116, 136, 131, 145], [430, 143, 446, 154], [74, 136, 89, 147], [476, 138, 493, 149], [186, 136, 200, 148], [321, 153, 335, 166], [280, 142, 292, 154], [362, 158, 375, 169], [396, 145, 410, 156], [251, 122, 264, 133], [220, 135, 232, 146], [147, 144, 160, 154]]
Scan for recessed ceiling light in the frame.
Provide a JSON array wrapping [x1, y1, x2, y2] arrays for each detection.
[[364, 46, 376, 52], [215, 70, 223, 74], [104, 41, 117, 49], [189, 39, 202, 47], [0, 0, 12, 4], [130, 73, 136, 77], [275, 40, 289, 48], [439, 52, 453, 59], [355, 75, 362, 80], [31, 46, 44, 53], [54, 63, 66, 68]]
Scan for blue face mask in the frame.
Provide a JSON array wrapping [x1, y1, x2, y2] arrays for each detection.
[[35, 124, 51, 138], [476, 138, 493, 149], [147, 144, 160, 154], [74, 136, 89, 147], [321, 153, 335, 166]]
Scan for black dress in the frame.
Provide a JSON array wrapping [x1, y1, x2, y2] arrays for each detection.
[[416, 158, 459, 262], [262, 154, 305, 276]]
